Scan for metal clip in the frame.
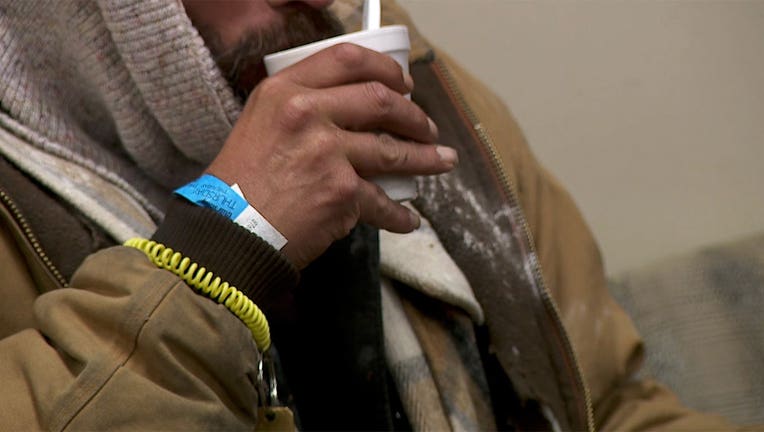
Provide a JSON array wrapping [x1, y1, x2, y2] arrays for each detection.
[[256, 354, 269, 409], [256, 350, 280, 409], [264, 350, 280, 407]]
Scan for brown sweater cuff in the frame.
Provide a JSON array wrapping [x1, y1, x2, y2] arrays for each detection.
[[151, 197, 299, 317]]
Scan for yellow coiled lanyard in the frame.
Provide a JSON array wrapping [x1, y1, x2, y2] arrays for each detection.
[[124, 238, 271, 352]]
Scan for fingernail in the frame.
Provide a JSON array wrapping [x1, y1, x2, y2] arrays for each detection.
[[428, 117, 439, 139], [409, 210, 421, 229], [404, 72, 415, 92], [436, 145, 458, 166]]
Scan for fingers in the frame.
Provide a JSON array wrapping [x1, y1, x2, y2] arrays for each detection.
[[319, 81, 436, 143], [357, 180, 420, 233], [279, 43, 413, 95], [343, 131, 458, 177]]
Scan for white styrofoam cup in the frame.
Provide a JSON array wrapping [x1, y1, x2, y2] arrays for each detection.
[[264, 25, 417, 202]]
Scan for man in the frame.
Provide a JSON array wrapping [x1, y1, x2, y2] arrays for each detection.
[[0, 0, 738, 430]]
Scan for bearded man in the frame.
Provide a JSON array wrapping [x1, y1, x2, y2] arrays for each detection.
[[0, 0, 737, 430]]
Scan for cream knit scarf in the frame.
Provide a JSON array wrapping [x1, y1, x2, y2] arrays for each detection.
[[0, 0, 241, 239]]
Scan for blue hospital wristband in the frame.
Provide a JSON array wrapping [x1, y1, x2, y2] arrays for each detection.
[[174, 174, 248, 219], [174, 174, 287, 250]]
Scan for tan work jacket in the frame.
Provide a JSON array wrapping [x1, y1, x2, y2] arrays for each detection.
[[0, 1, 737, 430]]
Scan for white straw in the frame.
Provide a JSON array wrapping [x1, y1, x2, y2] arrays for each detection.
[[362, 0, 381, 30]]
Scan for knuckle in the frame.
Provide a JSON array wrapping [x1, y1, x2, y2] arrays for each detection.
[[333, 170, 361, 202], [341, 211, 358, 236], [332, 177, 361, 236], [374, 187, 392, 214], [330, 211, 356, 240], [256, 75, 285, 99], [312, 128, 339, 153], [364, 81, 394, 116], [377, 135, 405, 169], [332, 43, 366, 69], [278, 93, 314, 131]]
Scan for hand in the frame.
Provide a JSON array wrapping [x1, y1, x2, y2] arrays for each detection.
[[206, 43, 457, 269]]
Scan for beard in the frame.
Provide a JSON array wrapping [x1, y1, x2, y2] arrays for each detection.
[[199, 5, 345, 102]]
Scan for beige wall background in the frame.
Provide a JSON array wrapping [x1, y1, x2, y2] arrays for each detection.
[[399, 0, 764, 276]]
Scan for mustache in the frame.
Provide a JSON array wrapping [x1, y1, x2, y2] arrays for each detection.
[[201, 6, 345, 101]]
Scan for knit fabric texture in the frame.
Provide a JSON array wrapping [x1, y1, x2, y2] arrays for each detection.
[[610, 233, 764, 425], [0, 0, 241, 237]]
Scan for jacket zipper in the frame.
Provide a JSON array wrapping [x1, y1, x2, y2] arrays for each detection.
[[433, 59, 595, 432], [0, 188, 68, 288]]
